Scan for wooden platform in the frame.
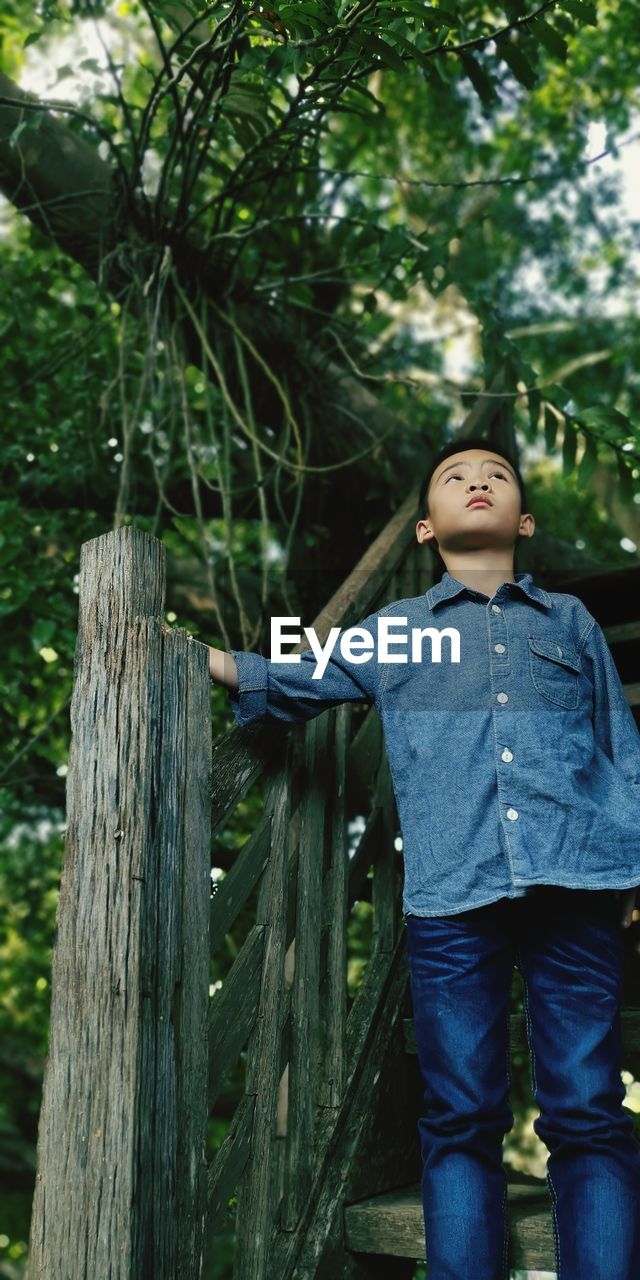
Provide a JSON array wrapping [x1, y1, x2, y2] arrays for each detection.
[[344, 1172, 556, 1270]]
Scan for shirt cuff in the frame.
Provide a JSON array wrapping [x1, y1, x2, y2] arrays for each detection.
[[227, 650, 269, 726]]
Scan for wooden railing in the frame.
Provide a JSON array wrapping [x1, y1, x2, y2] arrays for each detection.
[[27, 485, 433, 1279], [205, 494, 433, 1280]]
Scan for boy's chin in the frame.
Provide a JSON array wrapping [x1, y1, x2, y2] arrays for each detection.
[[444, 534, 519, 553]]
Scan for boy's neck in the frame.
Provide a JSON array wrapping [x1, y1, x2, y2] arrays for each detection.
[[439, 551, 517, 603]]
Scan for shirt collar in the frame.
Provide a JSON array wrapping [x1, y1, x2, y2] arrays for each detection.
[[426, 570, 552, 611]]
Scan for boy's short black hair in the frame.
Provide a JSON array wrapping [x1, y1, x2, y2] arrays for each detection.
[[417, 436, 528, 520]]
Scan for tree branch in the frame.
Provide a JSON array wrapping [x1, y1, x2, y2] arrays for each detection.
[[0, 73, 127, 289]]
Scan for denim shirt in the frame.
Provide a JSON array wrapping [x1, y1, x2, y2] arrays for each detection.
[[228, 571, 640, 917]]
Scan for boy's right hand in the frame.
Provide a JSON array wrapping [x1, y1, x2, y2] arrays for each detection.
[[160, 626, 238, 691], [207, 645, 239, 691]]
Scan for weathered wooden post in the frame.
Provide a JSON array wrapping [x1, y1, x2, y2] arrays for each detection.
[[28, 527, 212, 1279]]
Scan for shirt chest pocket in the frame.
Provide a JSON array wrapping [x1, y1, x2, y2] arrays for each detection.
[[528, 635, 581, 709]]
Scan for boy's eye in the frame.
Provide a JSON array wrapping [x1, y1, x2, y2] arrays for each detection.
[[444, 470, 509, 482], [442, 473, 506, 481]]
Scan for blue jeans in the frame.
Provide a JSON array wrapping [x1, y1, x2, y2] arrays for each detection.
[[405, 887, 640, 1280]]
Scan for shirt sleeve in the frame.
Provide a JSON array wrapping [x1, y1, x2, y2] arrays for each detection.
[[226, 608, 386, 727], [582, 619, 640, 789]]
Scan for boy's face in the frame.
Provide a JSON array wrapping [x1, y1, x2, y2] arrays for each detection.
[[416, 448, 535, 555]]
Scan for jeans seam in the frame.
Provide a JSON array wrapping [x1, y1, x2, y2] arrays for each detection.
[[501, 1175, 508, 1280], [519, 951, 562, 1280], [502, 994, 513, 1280]]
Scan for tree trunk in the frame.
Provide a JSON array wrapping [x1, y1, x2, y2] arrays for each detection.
[[0, 72, 123, 285]]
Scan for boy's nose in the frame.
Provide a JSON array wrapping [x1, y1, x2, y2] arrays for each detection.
[[468, 480, 491, 491]]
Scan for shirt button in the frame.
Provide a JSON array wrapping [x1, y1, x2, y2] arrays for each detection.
[[497, 692, 509, 704], [502, 748, 513, 762], [492, 604, 501, 613], [506, 808, 519, 821], [556, 645, 563, 657], [494, 643, 506, 654]]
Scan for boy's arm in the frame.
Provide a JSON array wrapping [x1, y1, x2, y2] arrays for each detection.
[[208, 611, 386, 728], [208, 646, 238, 690], [582, 620, 640, 935], [582, 619, 640, 787]]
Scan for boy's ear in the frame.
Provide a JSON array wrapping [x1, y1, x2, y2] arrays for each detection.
[[416, 517, 437, 546], [518, 512, 535, 539]]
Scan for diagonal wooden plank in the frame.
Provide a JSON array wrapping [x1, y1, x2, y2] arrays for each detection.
[[210, 813, 272, 954], [282, 713, 330, 1229], [206, 1094, 254, 1223], [208, 925, 265, 1109], [318, 704, 351, 1109], [271, 936, 408, 1278], [232, 760, 292, 1280]]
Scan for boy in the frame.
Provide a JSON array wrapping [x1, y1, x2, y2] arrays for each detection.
[[208, 437, 640, 1279]]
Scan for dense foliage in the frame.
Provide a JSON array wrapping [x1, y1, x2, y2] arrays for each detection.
[[1, 0, 639, 1272]]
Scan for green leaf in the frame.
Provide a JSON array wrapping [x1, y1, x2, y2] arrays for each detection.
[[223, 84, 271, 132], [544, 383, 573, 411], [31, 619, 56, 652], [264, 45, 289, 76], [579, 406, 632, 442], [544, 405, 558, 452], [562, 421, 578, 476], [558, 0, 597, 24], [376, 2, 456, 23], [24, 30, 43, 47], [292, 46, 310, 75], [528, 388, 541, 436], [518, 358, 537, 386], [616, 452, 634, 505], [530, 18, 568, 60], [381, 28, 438, 74], [343, 78, 386, 114], [355, 33, 407, 73], [279, 3, 330, 26], [9, 120, 29, 150], [576, 432, 598, 490], [459, 53, 498, 107], [496, 37, 537, 89], [503, 0, 528, 19], [424, 6, 456, 24]]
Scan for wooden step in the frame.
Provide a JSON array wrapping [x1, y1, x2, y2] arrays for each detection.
[[344, 1174, 555, 1269], [403, 1010, 640, 1056]]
